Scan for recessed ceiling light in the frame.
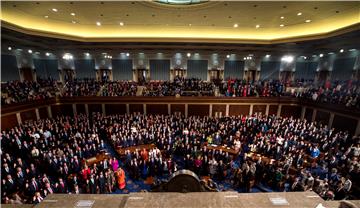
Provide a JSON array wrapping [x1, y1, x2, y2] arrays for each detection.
[[233, 23, 238, 28], [256, 25, 260, 28], [126, 53, 130, 57], [319, 54, 323, 57], [349, 49, 356, 51], [280, 16, 285, 19], [46, 52, 50, 56], [72, 20, 76, 24], [226, 55, 230, 58], [280, 24, 284, 27], [340, 49, 344, 53], [265, 54, 270, 58], [297, 12, 302, 16], [52, 8, 58, 12], [305, 19, 311, 23], [189, 24, 192, 26], [44, 15, 49, 18], [187, 53, 191, 57], [8, 47, 12, 51], [303, 56, 307, 59], [119, 22, 124, 26], [328, 52, 334, 55], [85, 52, 90, 56], [28, 49, 32, 54], [96, 22, 101, 26], [71, 13, 75, 16]]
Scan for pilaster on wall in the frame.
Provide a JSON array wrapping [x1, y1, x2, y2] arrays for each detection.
[[249, 104, 254, 116], [265, 105, 270, 116], [35, 109, 40, 120], [102, 104, 106, 116], [16, 113, 22, 125], [277, 105, 282, 117], [143, 104, 147, 115], [356, 120, 360, 136], [72, 104, 77, 116], [85, 104, 89, 116], [185, 104, 188, 118], [300, 106, 306, 120], [126, 104, 130, 115], [47, 106, 52, 118], [168, 104, 171, 115], [209, 104, 213, 117], [328, 113, 335, 129], [225, 104, 229, 117], [311, 109, 317, 122]]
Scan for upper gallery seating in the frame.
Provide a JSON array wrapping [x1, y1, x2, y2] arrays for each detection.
[[2, 77, 359, 109]]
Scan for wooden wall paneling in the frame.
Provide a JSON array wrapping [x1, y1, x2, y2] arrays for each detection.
[[280, 105, 301, 118], [147, 104, 168, 115], [229, 105, 250, 116], [76, 104, 86, 115], [268, 105, 278, 116], [170, 104, 185, 115], [304, 108, 313, 122], [105, 104, 127, 115], [315, 110, 330, 125], [51, 105, 62, 117], [39, 107, 49, 119], [61, 104, 74, 116], [88, 104, 102, 115], [253, 105, 266, 115], [129, 104, 144, 114], [1, 114, 18, 130], [212, 104, 226, 117], [332, 115, 357, 135], [188, 104, 209, 117], [20, 109, 37, 122]]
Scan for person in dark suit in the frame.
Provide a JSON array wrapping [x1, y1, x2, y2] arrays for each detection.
[[89, 175, 97, 194], [29, 177, 40, 195], [98, 172, 106, 194], [5, 175, 16, 195]]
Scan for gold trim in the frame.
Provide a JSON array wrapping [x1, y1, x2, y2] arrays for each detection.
[[1, 21, 360, 44]]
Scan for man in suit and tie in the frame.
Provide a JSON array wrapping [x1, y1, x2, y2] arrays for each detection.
[[89, 174, 97, 194], [5, 174, 16, 194], [29, 177, 40, 195]]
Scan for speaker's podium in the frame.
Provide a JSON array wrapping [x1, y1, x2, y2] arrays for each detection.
[[31, 191, 360, 208]]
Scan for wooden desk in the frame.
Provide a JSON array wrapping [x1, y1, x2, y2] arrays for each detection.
[[203, 145, 239, 155], [116, 144, 156, 155], [83, 152, 111, 166]]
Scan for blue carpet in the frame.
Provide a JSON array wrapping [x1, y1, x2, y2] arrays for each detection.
[[103, 142, 273, 194]]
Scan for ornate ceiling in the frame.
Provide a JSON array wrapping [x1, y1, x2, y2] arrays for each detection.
[[1, 1, 360, 43]]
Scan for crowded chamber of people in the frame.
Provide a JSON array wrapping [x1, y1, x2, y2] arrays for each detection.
[[1, 110, 359, 204], [1, 77, 360, 109]]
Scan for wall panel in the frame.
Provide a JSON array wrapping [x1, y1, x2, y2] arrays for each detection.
[[112, 59, 133, 81], [187, 60, 208, 80], [20, 109, 37, 121], [188, 104, 209, 117], [253, 105, 266, 115], [76, 104, 86, 115], [106, 104, 127, 115], [1, 54, 19, 81], [129, 104, 144, 114], [224, 60, 244, 80], [150, 60, 170, 81], [74, 59, 96, 79], [229, 105, 250, 116], [268, 105, 278, 115], [147, 104, 168, 115], [88, 104, 102, 114], [170, 104, 185, 115], [280, 105, 301, 118], [260, 61, 280, 80], [315, 110, 330, 125], [304, 108, 313, 121], [212, 105, 226, 117], [332, 115, 357, 135], [1, 114, 18, 130]]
